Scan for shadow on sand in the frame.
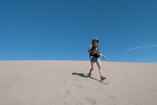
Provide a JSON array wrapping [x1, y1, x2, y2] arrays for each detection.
[[72, 72, 87, 78], [72, 72, 105, 83]]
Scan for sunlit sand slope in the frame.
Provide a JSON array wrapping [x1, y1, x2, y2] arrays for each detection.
[[0, 61, 157, 105]]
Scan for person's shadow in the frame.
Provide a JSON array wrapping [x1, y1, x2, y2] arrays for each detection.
[[72, 72, 88, 78], [72, 72, 103, 82]]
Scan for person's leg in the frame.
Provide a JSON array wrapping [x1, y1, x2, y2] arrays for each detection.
[[96, 61, 106, 80], [89, 63, 94, 74], [88, 63, 94, 77], [96, 61, 103, 76]]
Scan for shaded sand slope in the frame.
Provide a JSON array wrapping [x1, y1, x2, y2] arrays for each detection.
[[0, 61, 157, 105]]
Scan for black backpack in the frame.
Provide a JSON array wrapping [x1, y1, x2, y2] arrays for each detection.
[[89, 44, 100, 58]]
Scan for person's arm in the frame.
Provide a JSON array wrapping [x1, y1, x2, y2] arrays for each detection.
[[100, 53, 106, 59]]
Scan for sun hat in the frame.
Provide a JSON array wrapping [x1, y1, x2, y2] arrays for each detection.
[[92, 38, 99, 44]]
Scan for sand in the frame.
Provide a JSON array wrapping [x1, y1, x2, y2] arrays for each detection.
[[0, 61, 157, 105]]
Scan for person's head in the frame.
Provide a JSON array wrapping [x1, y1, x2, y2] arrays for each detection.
[[92, 38, 99, 45]]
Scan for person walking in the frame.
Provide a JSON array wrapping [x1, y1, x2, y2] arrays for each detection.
[[88, 38, 106, 80]]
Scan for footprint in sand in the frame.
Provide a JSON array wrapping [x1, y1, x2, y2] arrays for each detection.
[[74, 84, 83, 89], [65, 89, 70, 96], [58, 80, 66, 86], [83, 96, 96, 105], [62, 80, 66, 85], [104, 94, 116, 100], [73, 78, 79, 81]]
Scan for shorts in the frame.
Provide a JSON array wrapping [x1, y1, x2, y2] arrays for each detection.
[[90, 57, 100, 63]]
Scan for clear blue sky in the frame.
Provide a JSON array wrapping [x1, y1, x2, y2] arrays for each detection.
[[0, 0, 157, 62]]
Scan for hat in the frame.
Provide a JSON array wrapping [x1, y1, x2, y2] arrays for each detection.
[[92, 38, 99, 44]]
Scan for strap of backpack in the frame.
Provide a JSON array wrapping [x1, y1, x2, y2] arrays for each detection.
[[91, 44, 99, 50]]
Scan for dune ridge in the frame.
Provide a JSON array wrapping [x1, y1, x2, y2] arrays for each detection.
[[0, 61, 157, 105]]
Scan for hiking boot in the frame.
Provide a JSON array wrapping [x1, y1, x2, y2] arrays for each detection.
[[87, 73, 91, 77], [100, 76, 106, 80]]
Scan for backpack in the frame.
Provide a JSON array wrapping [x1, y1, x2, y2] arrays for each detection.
[[89, 44, 100, 58]]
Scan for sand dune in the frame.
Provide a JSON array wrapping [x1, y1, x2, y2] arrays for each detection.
[[0, 61, 157, 105]]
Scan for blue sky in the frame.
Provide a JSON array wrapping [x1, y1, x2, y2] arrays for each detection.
[[0, 0, 157, 62]]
